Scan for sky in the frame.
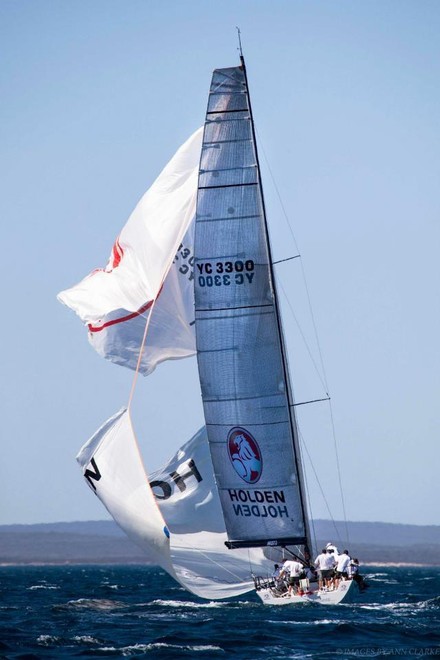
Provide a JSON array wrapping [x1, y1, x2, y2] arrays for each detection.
[[1, 0, 439, 529]]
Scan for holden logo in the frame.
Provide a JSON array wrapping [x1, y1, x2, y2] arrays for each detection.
[[227, 427, 262, 484]]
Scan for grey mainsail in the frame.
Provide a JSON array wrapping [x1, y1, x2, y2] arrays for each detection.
[[194, 62, 312, 554]]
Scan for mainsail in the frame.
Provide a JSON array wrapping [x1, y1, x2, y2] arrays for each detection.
[[194, 63, 311, 552]]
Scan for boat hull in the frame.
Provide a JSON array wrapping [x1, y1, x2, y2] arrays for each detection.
[[256, 578, 357, 605]]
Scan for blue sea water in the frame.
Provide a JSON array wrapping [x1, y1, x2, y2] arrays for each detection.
[[0, 565, 438, 659]]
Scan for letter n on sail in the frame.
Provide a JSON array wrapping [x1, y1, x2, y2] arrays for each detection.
[[84, 457, 101, 491]]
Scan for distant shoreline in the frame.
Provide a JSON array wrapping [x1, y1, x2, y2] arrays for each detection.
[[363, 562, 438, 567], [0, 561, 152, 567], [2, 520, 439, 567]]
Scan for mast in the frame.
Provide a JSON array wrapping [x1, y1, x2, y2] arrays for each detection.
[[194, 59, 312, 557], [239, 56, 312, 558]]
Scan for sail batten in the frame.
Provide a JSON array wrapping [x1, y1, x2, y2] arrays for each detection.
[[194, 63, 311, 551], [203, 139, 252, 146], [199, 182, 258, 190], [202, 394, 287, 404]]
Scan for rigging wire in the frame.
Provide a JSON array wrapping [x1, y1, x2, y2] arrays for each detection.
[[299, 428, 343, 546], [278, 278, 329, 396], [256, 127, 329, 393], [176, 541, 254, 582], [126, 298, 157, 409], [256, 127, 350, 546], [273, 255, 300, 265], [328, 402, 350, 546], [299, 434, 318, 555]]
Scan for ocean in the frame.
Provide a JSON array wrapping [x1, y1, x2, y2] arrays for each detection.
[[0, 565, 438, 659]]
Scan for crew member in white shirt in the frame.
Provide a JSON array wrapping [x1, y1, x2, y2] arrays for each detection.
[[314, 548, 336, 590], [279, 558, 304, 596], [326, 542, 339, 559], [334, 549, 351, 588]]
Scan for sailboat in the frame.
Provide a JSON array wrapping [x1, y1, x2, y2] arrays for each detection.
[[58, 54, 357, 605]]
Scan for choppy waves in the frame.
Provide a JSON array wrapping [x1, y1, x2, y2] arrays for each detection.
[[0, 565, 439, 659]]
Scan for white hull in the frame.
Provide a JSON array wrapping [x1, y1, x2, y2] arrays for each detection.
[[256, 578, 357, 606]]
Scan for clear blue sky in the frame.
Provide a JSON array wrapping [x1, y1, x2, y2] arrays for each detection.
[[1, 0, 438, 527]]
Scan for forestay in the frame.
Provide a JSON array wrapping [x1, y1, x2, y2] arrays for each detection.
[[194, 64, 309, 549]]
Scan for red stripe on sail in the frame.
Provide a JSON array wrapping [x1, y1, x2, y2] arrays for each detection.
[[88, 300, 154, 333], [111, 238, 124, 269]]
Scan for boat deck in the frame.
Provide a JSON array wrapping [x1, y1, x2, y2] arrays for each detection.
[[255, 577, 357, 605]]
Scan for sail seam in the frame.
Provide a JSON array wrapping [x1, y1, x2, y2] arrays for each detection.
[[200, 165, 256, 173], [207, 108, 248, 114], [199, 182, 258, 190], [195, 214, 260, 224], [206, 116, 250, 123], [209, 88, 246, 96], [203, 138, 251, 146], [209, 91, 246, 96], [195, 303, 273, 313], [206, 420, 289, 427], [202, 393, 286, 403]]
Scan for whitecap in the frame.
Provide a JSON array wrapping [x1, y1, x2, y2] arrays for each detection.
[[98, 642, 224, 656], [376, 579, 399, 584], [266, 618, 346, 626], [357, 601, 427, 614], [58, 598, 127, 611], [72, 635, 100, 644], [134, 611, 214, 622], [28, 585, 59, 590], [37, 635, 59, 645], [150, 599, 224, 609], [258, 646, 313, 659]]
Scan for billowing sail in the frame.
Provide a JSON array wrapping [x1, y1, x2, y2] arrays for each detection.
[[194, 65, 310, 549], [87, 222, 196, 374], [58, 128, 202, 374], [150, 426, 270, 598], [76, 408, 173, 571], [77, 411, 270, 599]]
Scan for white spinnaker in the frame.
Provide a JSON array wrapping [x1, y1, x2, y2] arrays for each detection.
[[150, 426, 270, 599], [58, 128, 202, 375], [86, 221, 196, 375], [77, 411, 271, 599], [76, 408, 174, 573]]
